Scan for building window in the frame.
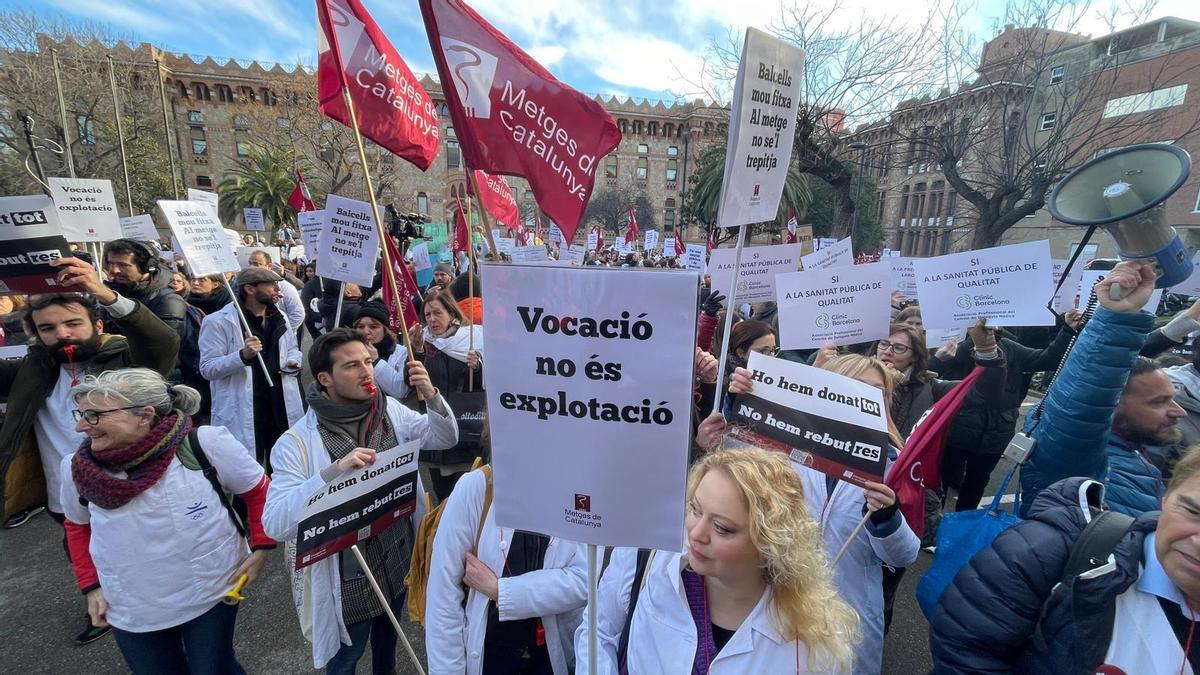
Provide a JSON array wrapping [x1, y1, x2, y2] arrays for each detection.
[[235, 130, 251, 157], [605, 155, 618, 179], [1050, 65, 1065, 84], [637, 143, 648, 155], [1038, 113, 1057, 131], [234, 115, 250, 126], [190, 126, 207, 155], [76, 114, 96, 145], [666, 159, 678, 182], [196, 175, 212, 188], [1102, 84, 1188, 119], [664, 198, 676, 230], [416, 192, 429, 215], [667, 145, 679, 157], [188, 110, 204, 123], [636, 157, 648, 180], [446, 140, 461, 169], [276, 117, 292, 129]]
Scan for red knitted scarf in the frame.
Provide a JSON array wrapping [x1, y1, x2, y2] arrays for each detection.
[[71, 412, 190, 510]]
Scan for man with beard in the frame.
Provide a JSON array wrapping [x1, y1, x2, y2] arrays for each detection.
[[0, 255, 179, 644], [199, 267, 304, 471], [101, 239, 187, 338], [1023, 261, 1184, 517]]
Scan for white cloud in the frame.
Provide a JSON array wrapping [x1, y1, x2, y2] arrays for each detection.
[[46, 0, 176, 36], [527, 45, 567, 67]]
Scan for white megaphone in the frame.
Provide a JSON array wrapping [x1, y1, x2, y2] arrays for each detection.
[[1048, 143, 1192, 299]]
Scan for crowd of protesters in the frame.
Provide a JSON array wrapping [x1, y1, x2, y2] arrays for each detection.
[[1, 223, 1198, 675]]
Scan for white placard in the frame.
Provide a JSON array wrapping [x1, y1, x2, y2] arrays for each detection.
[[567, 244, 586, 266], [709, 243, 801, 304], [0, 195, 72, 296], [187, 188, 220, 217], [1050, 259, 1084, 313], [716, 28, 805, 228], [912, 240, 1056, 329], [644, 230, 659, 251], [410, 242, 432, 271], [316, 195, 380, 287], [549, 222, 565, 246], [47, 177, 121, 242], [482, 264, 697, 550], [815, 237, 837, 251], [685, 244, 707, 273], [119, 214, 159, 241], [298, 210, 326, 260], [925, 327, 965, 349], [512, 245, 549, 263], [800, 236, 853, 271], [663, 237, 678, 257], [1171, 251, 1200, 297], [586, 231, 599, 251], [243, 207, 265, 232], [495, 237, 516, 256], [888, 249, 902, 258], [158, 200, 240, 277], [1078, 269, 1163, 312], [890, 257, 918, 299], [492, 228, 502, 244], [775, 262, 892, 349]]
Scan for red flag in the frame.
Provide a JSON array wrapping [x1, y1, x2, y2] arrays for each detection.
[[786, 208, 798, 244], [317, 0, 440, 170], [674, 230, 685, 257], [380, 232, 421, 331], [470, 170, 521, 230], [591, 226, 605, 251], [534, 209, 544, 242], [624, 206, 639, 245], [706, 227, 716, 254], [288, 171, 316, 212], [886, 366, 984, 538], [419, 0, 621, 243], [452, 195, 471, 256]]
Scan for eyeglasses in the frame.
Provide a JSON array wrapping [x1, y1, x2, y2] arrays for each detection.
[[72, 406, 141, 425], [877, 340, 911, 355], [752, 346, 779, 356]]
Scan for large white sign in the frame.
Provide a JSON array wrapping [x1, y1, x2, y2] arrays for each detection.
[[158, 200, 240, 277], [663, 237, 678, 257], [495, 237, 516, 256], [512, 245, 549, 263], [566, 244, 586, 266], [716, 28, 805, 228], [409, 242, 432, 271], [775, 262, 892, 349], [709, 243, 801, 304], [684, 244, 707, 273], [119, 214, 159, 241], [1078, 269, 1163, 312], [0, 195, 72, 295], [47, 177, 121, 242], [482, 265, 697, 550], [800, 236, 852, 271], [815, 237, 837, 251], [644, 229, 659, 251], [317, 195, 380, 287], [890, 257, 918, 299], [187, 188, 220, 218], [586, 230, 599, 251], [243, 207, 265, 232], [912, 240, 1055, 329], [298, 210, 326, 260]]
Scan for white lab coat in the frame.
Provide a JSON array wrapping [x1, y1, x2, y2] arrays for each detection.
[[426, 469, 587, 675], [199, 301, 304, 455], [278, 281, 306, 331], [262, 396, 457, 668], [577, 548, 839, 674], [795, 463, 919, 675], [373, 344, 411, 401], [59, 426, 262, 632]]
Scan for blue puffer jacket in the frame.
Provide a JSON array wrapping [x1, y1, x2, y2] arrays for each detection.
[[1022, 305, 1160, 517], [929, 477, 1157, 674]]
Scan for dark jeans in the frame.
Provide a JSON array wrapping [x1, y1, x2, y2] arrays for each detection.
[[325, 592, 406, 675], [113, 601, 245, 675], [942, 449, 1004, 512]]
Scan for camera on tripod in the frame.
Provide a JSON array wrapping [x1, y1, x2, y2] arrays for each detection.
[[385, 204, 429, 245]]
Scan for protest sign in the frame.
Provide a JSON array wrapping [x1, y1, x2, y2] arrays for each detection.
[[816, 237, 837, 251], [47, 177, 121, 242], [158, 201, 241, 277], [800, 236, 852, 271], [716, 28, 805, 228], [925, 327, 964, 349], [709, 243, 801, 304], [566, 244, 586, 266], [890, 257, 918, 300], [243, 208, 265, 232], [0, 195, 72, 295], [298, 210, 326, 259], [512, 245, 549, 263], [795, 224, 814, 255], [294, 441, 419, 569], [482, 265, 697, 550], [1171, 251, 1200, 297], [776, 262, 892, 349], [187, 188, 220, 217], [685, 244, 707, 273], [644, 229, 659, 251], [730, 352, 890, 486], [409, 242, 432, 271], [586, 230, 598, 251], [119, 214, 159, 242], [317, 195, 381, 287], [912, 240, 1055, 329], [549, 222, 565, 247], [1050, 259, 1083, 313], [495, 237, 516, 257], [663, 237, 678, 257], [1078, 269, 1163, 312]]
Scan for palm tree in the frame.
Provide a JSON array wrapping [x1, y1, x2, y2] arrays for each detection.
[[217, 145, 301, 240], [681, 143, 815, 245]]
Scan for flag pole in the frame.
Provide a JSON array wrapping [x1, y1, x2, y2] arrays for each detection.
[[221, 276, 275, 387], [105, 55, 134, 215], [710, 223, 746, 415], [464, 169, 501, 258], [50, 49, 76, 179], [463, 191, 477, 392], [349, 544, 426, 675], [339, 87, 416, 367]]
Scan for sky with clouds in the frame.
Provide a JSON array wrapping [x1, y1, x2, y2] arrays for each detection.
[[21, 0, 1200, 103]]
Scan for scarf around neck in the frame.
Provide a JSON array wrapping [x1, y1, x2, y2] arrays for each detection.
[[305, 381, 386, 446], [424, 323, 481, 363], [71, 412, 190, 510]]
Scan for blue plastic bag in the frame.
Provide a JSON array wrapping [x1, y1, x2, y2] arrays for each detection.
[[916, 465, 1021, 618]]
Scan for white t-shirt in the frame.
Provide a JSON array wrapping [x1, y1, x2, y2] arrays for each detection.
[[33, 367, 85, 513]]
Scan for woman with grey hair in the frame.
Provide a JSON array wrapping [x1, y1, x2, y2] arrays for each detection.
[[59, 367, 276, 674]]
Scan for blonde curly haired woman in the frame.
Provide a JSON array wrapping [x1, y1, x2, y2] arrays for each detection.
[[577, 448, 860, 674]]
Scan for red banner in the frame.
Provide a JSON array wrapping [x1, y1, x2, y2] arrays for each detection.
[[419, 0, 621, 243], [317, 0, 440, 170], [470, 170, 520, 230], [786, 207, 797, 244], [381, 232, 421, 331], [288, 170, 317, 212], [625, 206, 639, 245], [452, 195, 471, 256]]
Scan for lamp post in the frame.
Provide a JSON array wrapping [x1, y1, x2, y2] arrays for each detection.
[[847, 141, 868, 237]]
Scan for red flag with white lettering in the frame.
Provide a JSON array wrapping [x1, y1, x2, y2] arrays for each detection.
[[452, 195, 471, 256], [380, 232, 420, 331], [469, 170, 520, 230], [674, 230, 685, 257], [625, 206, 639, 245], [786, 207, 798, 244], [419, 0, 621, 243], [288, 171, 317, 212], [317, 0, 440, 170]]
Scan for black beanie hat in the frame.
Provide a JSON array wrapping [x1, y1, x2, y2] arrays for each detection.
[[353, 299, 390, 326], [450, 271, 481, 302]]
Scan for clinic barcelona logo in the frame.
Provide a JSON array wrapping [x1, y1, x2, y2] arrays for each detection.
[[574, 493, 591, 512]]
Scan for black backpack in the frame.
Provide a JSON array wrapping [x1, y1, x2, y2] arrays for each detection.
[[176, 429, 248, 537]]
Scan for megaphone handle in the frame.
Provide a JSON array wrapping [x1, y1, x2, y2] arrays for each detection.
[[1109, 283, 1130, 301]]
